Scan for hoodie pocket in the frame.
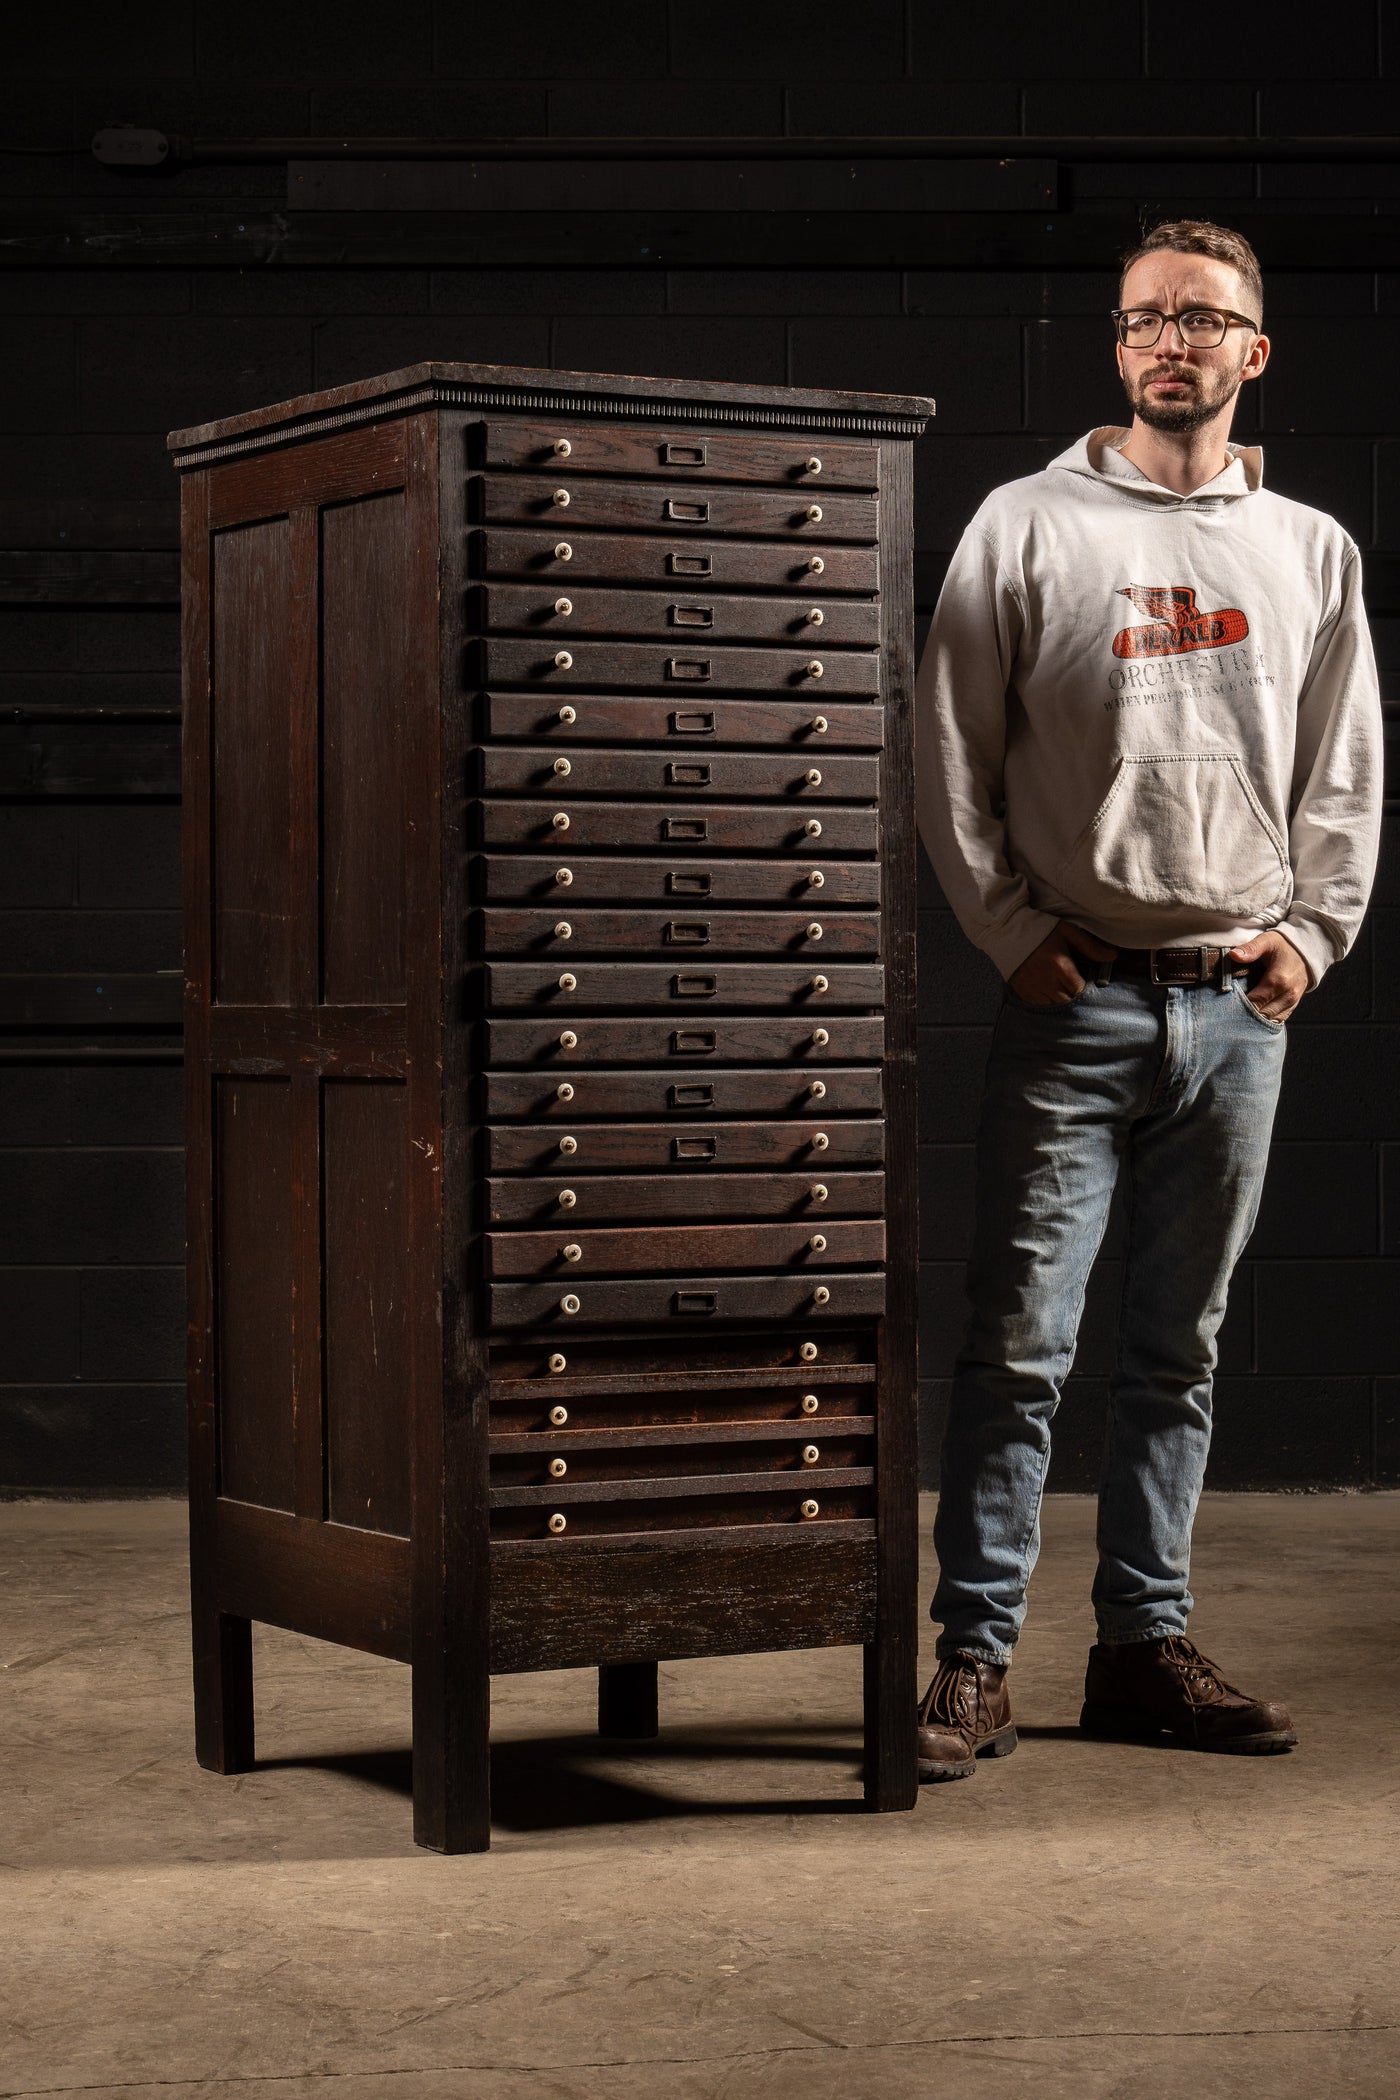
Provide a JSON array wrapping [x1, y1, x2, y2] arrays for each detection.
[[1058, 754, 1291, 922]]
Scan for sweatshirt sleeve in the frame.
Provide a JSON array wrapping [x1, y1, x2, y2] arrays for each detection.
[[1278, 545, 1384, 986], [914, 520, 1061, 979]]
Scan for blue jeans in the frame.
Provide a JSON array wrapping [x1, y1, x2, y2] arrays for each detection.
[[932, 974, 1286, 1665]]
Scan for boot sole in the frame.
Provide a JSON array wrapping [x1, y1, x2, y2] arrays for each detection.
[[1079, 1702, 1297, 1754], [917, 1723, 1017, 1783]]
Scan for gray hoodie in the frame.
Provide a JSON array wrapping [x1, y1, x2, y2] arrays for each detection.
[[914, 426, 1383, 984]]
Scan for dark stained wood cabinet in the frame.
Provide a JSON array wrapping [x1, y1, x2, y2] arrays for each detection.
[[169, 361, 933, 1851]]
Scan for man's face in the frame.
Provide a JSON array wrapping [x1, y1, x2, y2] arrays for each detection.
[[1116, 251, 1267, 435]]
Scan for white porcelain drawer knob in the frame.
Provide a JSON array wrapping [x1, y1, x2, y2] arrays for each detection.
[[809, 1183, 829, 1202], [557, 704, 576, 723], [800, 1498, 820, 1519], [549, 1456, 569, 1477], [812, 1285, 831, 1305], [560, 1293, 580, 1314], [805, 768, 822, 786], [805, 661, 824, 679], [554, 597, 573, 616], [805, 504, 823, 523], [557, 973, 577, 992], [549, 1403, 569, 1423], [549, 1352, 567, 1373], [808, 1233, 827, 1252], [811, 717, 828, 735], [811, 1130, 829, 1149], [806, 922, 823, 942], [562, 1242, 582, 1262], [802, 1444, 820, 1464], [806, 556, 825, 574], [552, 488, 570, 506], [554, 921, 572, 940], [555, 867, 573, 885], [557, 1188, 576, 1207], [800, 1341, 819, 1361], [810, 974, 828, 993], [810, 1026, 828, 1044], [558, 1029, 578, 1048], [805, 456, 822, 474], [553, 438, 572, 456], [558, 1134, 578, 1154], [555, 1081, 574, 1100], [806, 607, 824, 626], [554, 541, 573, 560], [807, 1079, 826, 1098], [554, 650, 573, 670], [552, 811, 570, 829], [801, 1392, 820, 1413], [548, 1512, 568, 1532], [553, 756, 571, 775]]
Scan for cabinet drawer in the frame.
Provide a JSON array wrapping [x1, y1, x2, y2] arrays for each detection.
[[488, 1360, 875, 1432], [475, 527, 879, 594], [489, 1268, 886, 1327], [477, 798, 879, 854], [480, 420, 878, 490], [485, 1014, 883, 1062], [489, 1423, 873, 1486], [484, 1065, 882, 1118], [476, 585, 880, 648], [480, 638, 880, 697], [483, 695, 882, 751], [486, 1217, 885, 1279], [484, 961, 884, 1011], [486, 1168, 885, 1224], [476, 473, 878, 543], [489, 1488, 874, 1543], [479, 857, 881, 908], [487, 1117, 884, 1171], [477, 907, 881, 959], [479, 747, 878, 801]]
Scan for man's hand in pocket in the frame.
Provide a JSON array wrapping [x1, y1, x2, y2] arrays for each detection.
[[1008, 922, 1119, 1007]]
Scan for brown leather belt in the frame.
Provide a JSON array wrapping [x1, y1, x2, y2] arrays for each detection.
[[1105, 945, 1246, 987]]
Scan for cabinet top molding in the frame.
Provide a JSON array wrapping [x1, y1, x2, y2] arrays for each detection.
[[167, 362, 936, 470]]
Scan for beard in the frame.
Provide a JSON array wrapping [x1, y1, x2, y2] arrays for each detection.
[[1121, 357, 1245, 434]]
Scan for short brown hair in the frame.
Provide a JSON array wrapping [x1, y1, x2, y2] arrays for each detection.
[[1120, 219, 1264, 325]]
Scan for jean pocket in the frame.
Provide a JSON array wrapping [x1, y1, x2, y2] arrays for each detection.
[[1233, 979, 1286, 1032], [1006, 985, 1087, 1014]]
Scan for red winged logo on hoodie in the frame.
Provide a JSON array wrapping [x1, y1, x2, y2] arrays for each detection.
[[1111, 585, 1249, 660]]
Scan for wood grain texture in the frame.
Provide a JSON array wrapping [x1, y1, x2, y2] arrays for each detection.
[[483, 1013, 884, 1061], [482, 1064, 881, 1117], [477, 907, 881, 958], [478, 798, 879, 854], [321, 492, 409, 1004], [489, 1269, 886, 1328], [476, 527, 878, 594], [211, 518, 293, 1004], [215, 1500, 411, 1662], [480, 638, 880, 697], [482, 696, 883, 750], [477, 473, 877, 543], [478, 421, 878, 489], [214, 1077, 295, 1511], [324, 1081, 411, 1537], [476, 585, 879, 646], [485, 1217, 886, 1279], [486, 1170, 885, 1224], [489, 1530, 877, 1672], [486, 1117, 884, 1172], [485, 962, 885, 1012]]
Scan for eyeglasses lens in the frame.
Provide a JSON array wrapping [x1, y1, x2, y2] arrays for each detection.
[[1118, 311, 1228, 348]]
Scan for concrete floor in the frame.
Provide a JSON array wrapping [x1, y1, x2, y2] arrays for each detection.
[[2, 1494, 1397, 2100]]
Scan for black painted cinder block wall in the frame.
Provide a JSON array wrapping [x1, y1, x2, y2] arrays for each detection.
[[1, 2, 1396, 1494]]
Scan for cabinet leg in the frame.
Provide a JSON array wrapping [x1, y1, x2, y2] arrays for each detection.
[[412, 1660, 491, 1853], [598, 1660, 659, 1740], [193, 1610, 254, 1774], [863, 1638, 918, 1811]]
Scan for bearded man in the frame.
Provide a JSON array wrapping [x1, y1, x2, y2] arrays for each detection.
[[913, 219, 1383, 1778]]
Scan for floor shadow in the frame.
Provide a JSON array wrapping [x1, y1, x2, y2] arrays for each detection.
[[255, 1728, 873, 1831]]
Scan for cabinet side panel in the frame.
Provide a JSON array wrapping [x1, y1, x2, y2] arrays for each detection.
[[211, 519, 293, 1004], [215, 1075, 296, 1509], [324, 1079, 411, 1535], [320, 493, 408, 1004]]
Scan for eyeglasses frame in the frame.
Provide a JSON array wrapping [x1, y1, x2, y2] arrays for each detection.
[[1111, 306, 1262, 349]]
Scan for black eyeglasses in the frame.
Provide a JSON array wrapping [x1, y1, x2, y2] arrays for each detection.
[[1112, 307, 1261, 349]]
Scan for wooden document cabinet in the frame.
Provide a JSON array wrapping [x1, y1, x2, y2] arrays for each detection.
[[169, 362, 933, 1852]]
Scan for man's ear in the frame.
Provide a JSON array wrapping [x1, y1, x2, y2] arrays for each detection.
[[1240, 332, 1270, 383]]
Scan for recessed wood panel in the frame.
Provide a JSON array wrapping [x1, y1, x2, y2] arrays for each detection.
[[211, 519, 293, 1003], [324, 1081, 410, 1536], [215, 1077, 295, 1510], [321, 494, 407, 1004]]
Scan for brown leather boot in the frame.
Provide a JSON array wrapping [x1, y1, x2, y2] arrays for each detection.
[[1080, 1634, 1297, 1754], [917, 1653, 1016, 1782]]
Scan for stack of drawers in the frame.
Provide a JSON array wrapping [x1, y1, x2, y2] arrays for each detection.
[[470, 420, 888, 1547], [172, 362, 930, 1850]]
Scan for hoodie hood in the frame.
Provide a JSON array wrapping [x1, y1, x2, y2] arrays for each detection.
[[1050, 426, 1264, 504]]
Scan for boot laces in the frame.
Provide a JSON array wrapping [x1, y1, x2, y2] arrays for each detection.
[[922, 1655, 989, 1731], [1156, 1635, 1241, 1709]]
